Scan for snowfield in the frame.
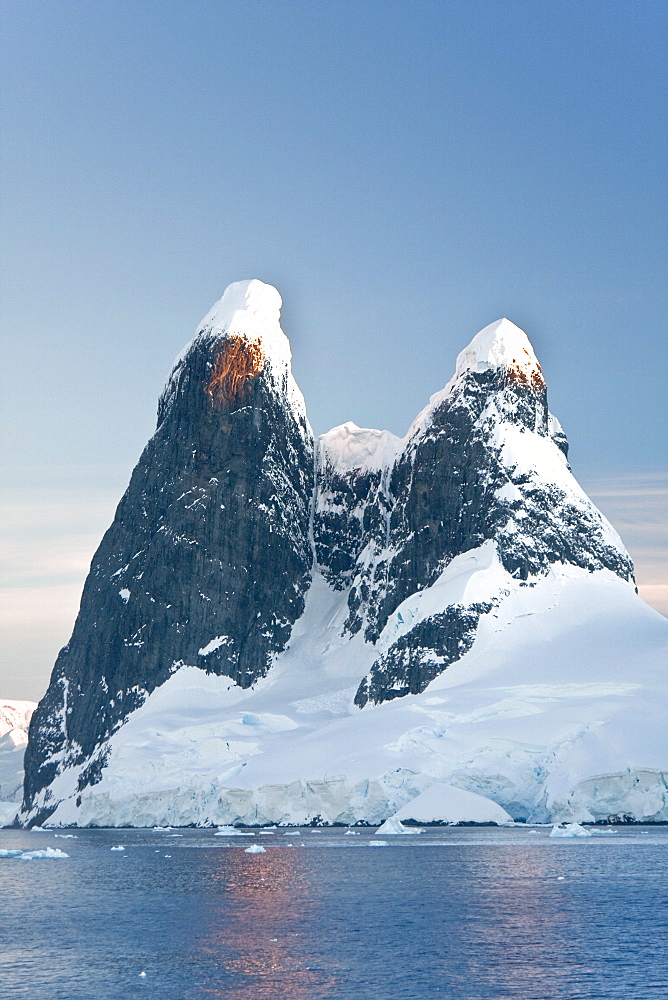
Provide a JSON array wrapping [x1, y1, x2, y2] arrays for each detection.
[[34, 562, 668, 828]]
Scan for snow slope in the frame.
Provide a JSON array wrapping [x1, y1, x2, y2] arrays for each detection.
[[0, 701, 36, 825], [38, 544, 668, 827]]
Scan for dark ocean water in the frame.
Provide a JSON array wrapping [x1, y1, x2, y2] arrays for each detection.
[[1, 825, 667, 1000]]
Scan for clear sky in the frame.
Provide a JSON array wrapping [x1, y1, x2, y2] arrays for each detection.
[[1, 0, 666, 699]]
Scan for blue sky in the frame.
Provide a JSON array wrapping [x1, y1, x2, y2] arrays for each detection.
[[1, 0, 666, 698]]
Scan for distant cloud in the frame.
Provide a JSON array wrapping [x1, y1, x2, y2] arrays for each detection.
[[581, 472, 668, 616]]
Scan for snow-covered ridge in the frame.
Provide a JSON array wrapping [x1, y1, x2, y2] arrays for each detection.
[[318, 318, 546, 471], [319, 422, 401, 474]]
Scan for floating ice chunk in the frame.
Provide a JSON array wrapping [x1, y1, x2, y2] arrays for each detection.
[[557, 876, 565, 880], [20, 847, 69, 859], [368, 841, 388, 847], [283, 830, 301, 836], [139, 971, 147, 978], [344, 829, 360, 836], [152, 826, 172, 831], [259, 830, 275, 835], [549, 823, 592, 838], [119, 589, 130, 604], [0, 849, 24, 857], [393, 784, 513, 826], [215, 826, 254, 836], [245, 844, 266, 854], [54, 834, 77, 839], [376, 817, 423, 836], [111, 845, 125, 851], [30, 825, 49, 833]]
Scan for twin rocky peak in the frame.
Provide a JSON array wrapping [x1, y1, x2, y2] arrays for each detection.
[[23, 279, 633, 818]]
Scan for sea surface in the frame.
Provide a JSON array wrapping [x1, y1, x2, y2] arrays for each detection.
[[1, 824, 667, 999]]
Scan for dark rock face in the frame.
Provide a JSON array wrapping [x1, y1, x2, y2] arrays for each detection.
[[315, 368, 634, 706], [354, 603, 494, 707], [23, 331, 313, 820]]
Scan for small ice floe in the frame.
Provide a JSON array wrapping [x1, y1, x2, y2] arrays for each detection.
[[139, 971, 147, 978], [215, 825, 254, 837], [0, 849, 24, 858], [152, 826, 172, 832], [111, 845, 125, 851], [245, 844, 266, 854], [30, 826, 49, 833], [344, 829, 360, 836], [259, 830, 275, 836], [557, 876, 565, 880], [164, 855, 171, 858], [283, 831, 301, 836], [368, 841, 388, 848], [549, 823, 592, 838], [375, 817, 423, 836], [20, 847, 69, 859], [54, 834, 77, 839]]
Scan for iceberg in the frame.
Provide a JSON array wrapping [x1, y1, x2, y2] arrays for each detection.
[[375, 817, 423, 835], [549, 823, 592, 838]]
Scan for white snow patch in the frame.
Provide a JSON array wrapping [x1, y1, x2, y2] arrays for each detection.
[[119, 589, 130, 604], [319, 422, 400, 475], [198, 636, 230, 657]]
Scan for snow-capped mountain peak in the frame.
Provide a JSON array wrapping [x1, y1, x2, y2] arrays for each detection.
[[453, 317, 544, 386], [198, 278, 283, 343], [162, 278, 307, 424]]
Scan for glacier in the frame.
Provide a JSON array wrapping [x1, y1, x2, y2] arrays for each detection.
[[17, 280, 668, 828]]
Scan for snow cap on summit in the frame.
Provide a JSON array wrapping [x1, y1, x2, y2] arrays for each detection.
[[454, 318, 542, 382], [166, 279, 307, 420], [198, 279, 283, 339]]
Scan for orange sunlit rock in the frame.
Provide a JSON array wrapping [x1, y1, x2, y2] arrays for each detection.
[[205, 336, 266, 406], [505, 360, 546, 390]]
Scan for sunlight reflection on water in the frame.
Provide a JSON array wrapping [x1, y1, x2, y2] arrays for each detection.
[[198, 847, 336, 998]]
